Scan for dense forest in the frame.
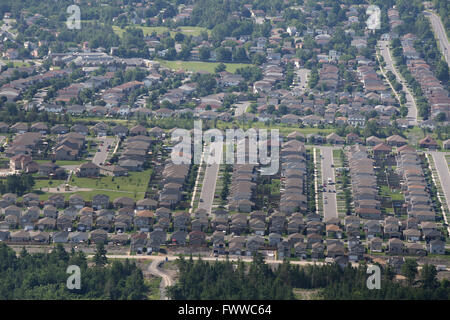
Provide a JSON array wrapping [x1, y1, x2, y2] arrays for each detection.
[[168, 254, 450, 300], [0, 243, 148, 299], [168, 254, 295, 299]]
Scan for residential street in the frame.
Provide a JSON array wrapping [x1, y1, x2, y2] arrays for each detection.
[[319, 146, 338, 220], [234, 101, 250, 117], [429, 152, 450, 220], [292, 68, 310, 94], [424, 11, 450, 68], [95, 253, 450, 272], [92, 136, 115, 166], [378, 40, 418, 126], [197, 141, 223, 215]]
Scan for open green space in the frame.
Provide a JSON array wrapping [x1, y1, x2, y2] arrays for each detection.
[[30, 169, 152, 202], [157, 59, 252, 74], [216, 120, 336, 136], [112, 25, 210, 38], [33, 179, 66, 190], [380, 185, 404, 201], [35, 160, 87, 166], [69, 169, 152, 194], [0, 60, 32, 67]]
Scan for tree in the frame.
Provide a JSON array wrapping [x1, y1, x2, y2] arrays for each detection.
[[216, 47, 232, 62], [420, 264, 438, 289], [233, 47, 248, 62], [215, 62, 226, 73], [199, 46, 211, 61], [93, 242, 108, 267], [174, 32, 185, 43], [402, 259, 418, 285], [435, 112, 446, 122]]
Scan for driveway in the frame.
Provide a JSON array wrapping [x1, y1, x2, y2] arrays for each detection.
[[319, 146, 338, 220]]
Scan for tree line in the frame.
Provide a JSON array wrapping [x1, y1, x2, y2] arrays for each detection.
[[0, 243, 148, 299], [168, 254, 450, 300]]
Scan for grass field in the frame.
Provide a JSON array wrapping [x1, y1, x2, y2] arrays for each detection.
[[0, 60, 32, 67], [31, 169, 152, 202], [112, 25, 210, 38], [157, 59, 252, 73], [34, 179, 66, 190], [216, 120, 336, 136], [69, 169, 152, 194]]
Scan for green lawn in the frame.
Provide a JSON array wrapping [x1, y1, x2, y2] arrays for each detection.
[[380, 185, 404, 201], [31, 169, 152, 202], [35, 160, 87, 166], [0, 60, 32, 67], [270, 179, 281, 196], [34, 179, 66, 190], [69, 169, 152, 194], [157, 59, 252, 74]]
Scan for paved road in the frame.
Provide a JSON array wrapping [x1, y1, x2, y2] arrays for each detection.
[[148, 259, 173, 300], [424, 11, 450, 68], [292, 68, 310, 94], [430, 152, 450, 217], [92, 136, 115, 165], [378, 40, 418, 126], [234, 101, 250, 117], [319, 146, 338, 220], [197, 142, 223, 215], [189, 144, 205, 216], [100, 254, 336, 267]]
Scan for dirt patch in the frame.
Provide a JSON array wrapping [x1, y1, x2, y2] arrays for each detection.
[[293, 288, 322, 300]]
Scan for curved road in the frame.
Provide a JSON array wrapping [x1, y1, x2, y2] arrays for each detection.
[[378, 40, 418, 126]]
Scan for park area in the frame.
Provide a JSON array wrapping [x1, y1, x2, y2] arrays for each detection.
[[30, 169, 153, 202]]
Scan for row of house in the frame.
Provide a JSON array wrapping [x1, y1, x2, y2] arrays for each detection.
[[401, 33, 450, 120], [397, 146, 436, 223], [117, 134, 153, 172], [347, 144, 382, 220], [280, 138, 307, 214]]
